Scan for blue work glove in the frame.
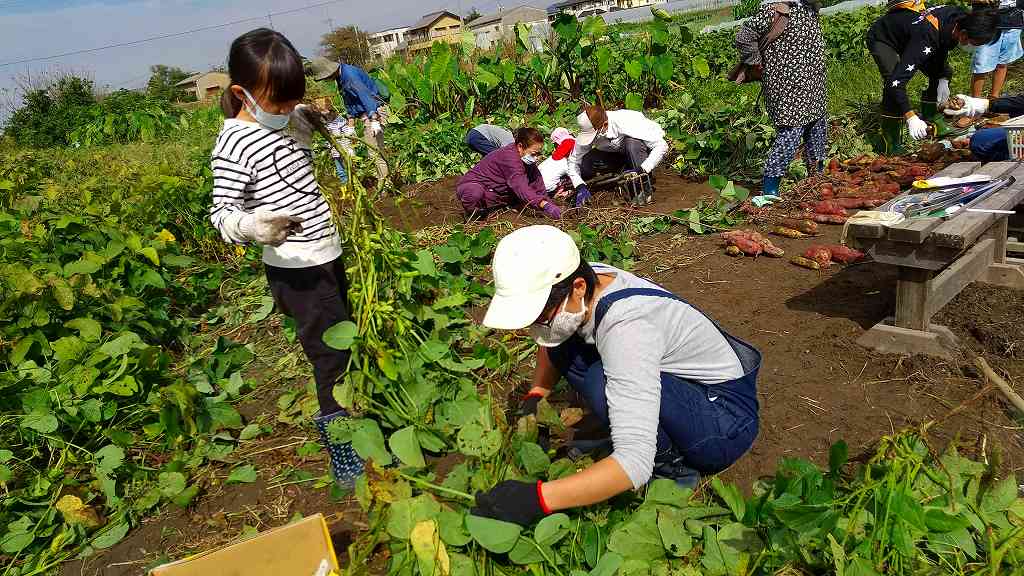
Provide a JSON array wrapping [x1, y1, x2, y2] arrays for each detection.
[[574, 184, 592, 208], [542, 202, 562, 220]]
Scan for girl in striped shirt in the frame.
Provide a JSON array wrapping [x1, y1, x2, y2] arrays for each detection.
[[209, 28, 362, 485]]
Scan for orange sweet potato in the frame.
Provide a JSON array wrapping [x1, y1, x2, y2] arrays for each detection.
[[809, 214, 848, 224], [812, 201, 848, 216], [825, 244, 865, 263], [730, 237, 763, 257], [803, 246, 833, 268], [780, 218, 819, 235]]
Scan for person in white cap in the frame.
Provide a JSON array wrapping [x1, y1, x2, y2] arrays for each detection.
[[567, 104, 669, 208], [470, 225, 761, 527]]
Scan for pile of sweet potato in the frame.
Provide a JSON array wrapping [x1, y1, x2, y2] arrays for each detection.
[[790, 156, 935, 225], [791, 244, 865, 269], [720, 230, 785, 258]]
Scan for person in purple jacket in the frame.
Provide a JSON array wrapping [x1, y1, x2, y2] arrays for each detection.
[[456, 128, 563, 220]]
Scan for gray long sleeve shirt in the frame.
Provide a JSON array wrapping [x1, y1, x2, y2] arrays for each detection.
[[578, 264, 744, 488]]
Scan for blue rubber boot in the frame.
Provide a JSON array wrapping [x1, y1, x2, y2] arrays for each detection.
[[762, 175, 782, 197], [313, 410, 364, 487]]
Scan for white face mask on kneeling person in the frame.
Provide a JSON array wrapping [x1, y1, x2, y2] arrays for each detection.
[[530, 294, 587, 347]]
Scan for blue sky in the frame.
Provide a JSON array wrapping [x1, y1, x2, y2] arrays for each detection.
[[0, 0, 548, 116]]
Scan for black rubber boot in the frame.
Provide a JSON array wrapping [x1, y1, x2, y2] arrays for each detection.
[[652, 449, 701, 489]]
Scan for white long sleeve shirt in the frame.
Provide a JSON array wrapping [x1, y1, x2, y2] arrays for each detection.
[[567, 110, 669, 188]]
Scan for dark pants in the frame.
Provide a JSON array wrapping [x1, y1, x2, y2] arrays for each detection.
[[546, 336, 759, 475], [466, 129, 500, 156], [456, 181, 493, 216], [867, 39, 941, 114], [578, 137, 653, 181], [266, 257, 350, 415], [971, 127, 1011, 162]]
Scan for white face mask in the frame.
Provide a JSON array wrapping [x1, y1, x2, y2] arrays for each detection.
[[529, 295, 587, 347], [522, 154, 538, 165], [240, 87, 290, 131]]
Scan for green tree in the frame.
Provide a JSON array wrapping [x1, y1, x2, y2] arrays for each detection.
[[4, 74, 96, 147], [320, 26, 371, 69], [146, 65, 195, 102], [465, 7, 482, 23]]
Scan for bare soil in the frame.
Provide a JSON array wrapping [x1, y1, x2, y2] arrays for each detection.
[[63, 168, 1024, 575]]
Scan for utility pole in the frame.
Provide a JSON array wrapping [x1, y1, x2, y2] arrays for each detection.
[[267, 13, 274, 29]]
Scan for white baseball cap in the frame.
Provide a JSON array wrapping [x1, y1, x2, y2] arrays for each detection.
[[482, 225, 581, 330]]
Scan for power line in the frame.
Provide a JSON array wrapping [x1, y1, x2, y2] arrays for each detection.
[[0, 0, 353, 69]]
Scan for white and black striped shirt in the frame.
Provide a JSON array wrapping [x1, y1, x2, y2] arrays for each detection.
[[209, 118, 342, 268]]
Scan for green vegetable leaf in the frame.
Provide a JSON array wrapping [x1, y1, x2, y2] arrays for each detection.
[[438, 509, 471, 546], [22, 410, 58, 434], [646, 478, 691, 506], [589, 551, 623, 576], [608, 507, 665, 561], [158, 471, 187, 497], [657, 507, 693, 557], [238, 423, 262, 441], [981, 476, 1017, 515], [924, 508, 970, 532], [625, 92, 644, 111], [389, 426, 426, 469], [91, 520, 130, 549], [351, 419, 392, 465], [388, 495, 441, 540], [517, 442, 550, 477], [418, 339, 449, 363], [226, 464, 257, 484], [466, 514, 521, 553], [711, 477, 745, 521], [534, 513, 571, 547], [95, 445, 125, 472], [829, 440, 848, 475], [66, 317, 102, 342], [322, 321, 358, 350]]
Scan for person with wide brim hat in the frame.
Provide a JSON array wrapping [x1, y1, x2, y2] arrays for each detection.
[[469, 225, 762, 527], [309, 56, 389, 182]]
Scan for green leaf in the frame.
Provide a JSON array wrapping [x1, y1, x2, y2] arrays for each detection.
[[652, 54, 674, 84], [438, 509, 472, 546], [692, 56, 710, 78], [624, 60, 643, 80], [517, 442, 550, 477], [238, 423, 262, 441], [466, 514, 521, 553], [657, 508, 693, 557], [535, 398, 565, 432], [893, 492, 926, 531], [981, 476, 1017, 515], [22, 411, 58, 434], [95, 445, 125, 472], [51, 335, 86, 362], [66, 317, 102, 342], [711, 477, 745, 521], [456, 422, 502, 459], [158, 471, 187, 497], [138, 246, 160, 266], [0, 450, 12, 463], [645, 479, 691, 506], [688, 208, 703, 234], [0, 519, 34, 554], [172, 484, 200, 507], [700, 526, 734, 576], [829, 440, 848, 475], [589, 551, 623, 576], [924, 508, 970, 532], [50, 277, 75, 310], [226, 464, 257, 484], [388, 495, 441, 540], [535, 513, 571, 547], [63, 252, 106, 276], [322, 321, 358, 350], [625, 92, 644, 111], [351, 419, 392, 465], [419, 339, 449, 363], [607, 507, 665, 561], [845, 557, 882, 576], [927, 526, 977, 559], [98, 332, 143, 357], [207, 401, 243, 430], [389, 426, 426, 469], [91, 520, 130, 549], [412, 250, 437, 277]]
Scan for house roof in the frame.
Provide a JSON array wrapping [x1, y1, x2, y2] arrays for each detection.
[[174, 71, 227, 87], [409, 10, 461, 31], [547, 0, 589, 10], [468, 5, 546, 28]]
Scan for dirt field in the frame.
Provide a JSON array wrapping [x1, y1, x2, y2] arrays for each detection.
[[62, 168, 1024, 576]]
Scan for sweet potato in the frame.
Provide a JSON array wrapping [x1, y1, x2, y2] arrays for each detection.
[[725, 245, 743, 257], [772, 226, 806, 239], [812, 201, 848, 216], [748, 233, 784, 257], [803, 246, 833, 268], [828, 159, 840, 173], [730, 237, 763, 257], [791, 256, 821, 270], [909, 165, 930, 178], [833, 197, 881, 209], [809, 214, 848, 224], [720, 230, 753, 243], [825, 244, 865, 263], [780, 218, 819, 235]]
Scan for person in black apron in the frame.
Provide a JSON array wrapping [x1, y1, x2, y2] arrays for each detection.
[[470, 225, 761, 527]]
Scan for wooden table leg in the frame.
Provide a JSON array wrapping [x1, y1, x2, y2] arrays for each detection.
[[895, 267, 933, 331], [981, 216, 1024, 289]]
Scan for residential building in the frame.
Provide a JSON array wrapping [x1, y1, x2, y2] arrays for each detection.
[[405, 11, 463, 54], [368, 27, 408, 62], [546, 0, 666, 21], [467, 5, 549, 50], [174, 71, 230, 103]]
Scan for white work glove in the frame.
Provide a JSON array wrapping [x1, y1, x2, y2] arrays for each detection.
[[289, 105, 316, 149], [936, 79, 950, 107], [944, 94, 990, 117], [239, 209, 302, 247], [368, 119, 383, 137], [906, 114, 929, 141]]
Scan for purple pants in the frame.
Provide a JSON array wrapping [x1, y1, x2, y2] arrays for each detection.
[[457, 181, 491, 215]]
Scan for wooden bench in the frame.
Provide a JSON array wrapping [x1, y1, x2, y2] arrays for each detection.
[[847, 161, 1024, 358]]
